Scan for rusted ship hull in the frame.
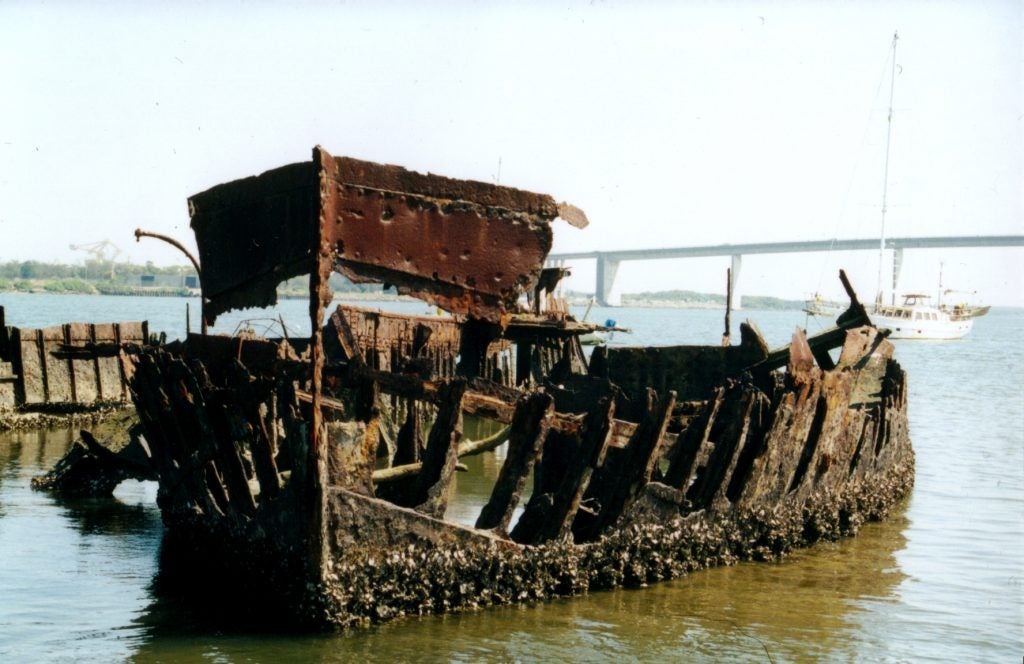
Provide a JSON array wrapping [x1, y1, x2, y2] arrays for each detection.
[[127, 319, 911, 627], [117, 147, 912, 628]]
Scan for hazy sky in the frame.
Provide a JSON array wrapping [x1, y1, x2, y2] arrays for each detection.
[[1, 1, 1021, 304]]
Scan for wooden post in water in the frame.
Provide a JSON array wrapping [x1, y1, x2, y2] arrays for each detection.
[[0, 306, 7, 359], [722, 268, 732, 347]]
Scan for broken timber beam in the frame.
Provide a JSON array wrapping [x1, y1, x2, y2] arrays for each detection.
[[296, 366, 639, 447], [747, 270, 873, 374], [475, 391, 554, 534], [574, 387, 677, 540], [510, 396, 614, 545], [747, 311, 871, 374], [402, 379, 466, 518]]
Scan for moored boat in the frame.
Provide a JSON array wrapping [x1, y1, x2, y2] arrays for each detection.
[[808, 290, 987, 340]]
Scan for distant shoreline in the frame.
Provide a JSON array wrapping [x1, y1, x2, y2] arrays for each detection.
[[2, 288, 1015, 312], [0, 287, 804, 311]]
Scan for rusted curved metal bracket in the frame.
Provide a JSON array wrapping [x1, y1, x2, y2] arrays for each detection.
[[134, 229, 203, 277], [134, 228, 207, 335]]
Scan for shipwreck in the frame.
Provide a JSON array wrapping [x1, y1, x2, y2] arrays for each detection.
[[41, 146, 914, 628]]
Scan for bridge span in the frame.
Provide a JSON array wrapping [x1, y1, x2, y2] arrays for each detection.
[[546, 235, 1024, 308]]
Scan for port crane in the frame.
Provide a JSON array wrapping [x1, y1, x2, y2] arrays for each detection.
[[69, 240, 122, 279]]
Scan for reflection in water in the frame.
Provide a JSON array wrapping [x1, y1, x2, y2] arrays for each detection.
[[56, 491, 160, 537], [315, 513, 910, 663], [0, 428, 161, 662]]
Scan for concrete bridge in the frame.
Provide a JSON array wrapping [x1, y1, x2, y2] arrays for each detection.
[[547, 235, 1024, 308]]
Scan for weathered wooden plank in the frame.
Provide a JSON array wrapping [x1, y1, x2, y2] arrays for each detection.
[[69, 323, 98, 403], [225, 360, 281, 499], [475, 391, 554, 534], [713, 390, 772, 506], [130, 354, 208, 516], [0, 360, 16, 409], [735, 378, 823, 508], [43, 326, 73, 403], [0, 306, 6, 355], [94, 323, 123, 401], [164, 357, 239, 517], [663, 387, 724, 491], [42, 325, 73, 401], [575, 388, 677, 540], [511, 396, 614, 545], [204, 462, 231, 515], [410, 380, 467, 518], [14, 329, 43, 404], [685, 389, 755, 508]]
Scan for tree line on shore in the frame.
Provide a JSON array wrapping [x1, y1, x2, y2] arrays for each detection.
[[0, 259, 384, 297], [0, 259, 197, 295]]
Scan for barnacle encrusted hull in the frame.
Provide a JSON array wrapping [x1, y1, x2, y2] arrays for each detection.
[[319, 462, 913, 627], [126, 319, 912, 629], [314, 324, 913, 626]]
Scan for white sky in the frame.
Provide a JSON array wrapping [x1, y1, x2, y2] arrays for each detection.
[[1, 1, 1021, 304]]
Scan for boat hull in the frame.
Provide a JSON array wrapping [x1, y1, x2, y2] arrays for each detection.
[[874, 314, 973, 339]]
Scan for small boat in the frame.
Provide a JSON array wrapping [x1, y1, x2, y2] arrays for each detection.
[[576, 299, 629, 346], [579, 319, 627, 345], [804, 293, 844, 319]]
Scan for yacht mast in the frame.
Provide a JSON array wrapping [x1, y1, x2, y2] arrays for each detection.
[[938, 261, 944, 307], [877, 31, 899, 307]]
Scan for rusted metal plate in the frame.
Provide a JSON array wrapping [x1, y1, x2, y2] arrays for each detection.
[[331, 155, 560, 218], [318, 147, 555, 322], [191, 146, 577, 323], [189, 162, 319, 323]]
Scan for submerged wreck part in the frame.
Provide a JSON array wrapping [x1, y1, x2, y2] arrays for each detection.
[[0, 307, 148, 429], [115, 149, 912, 629], [31, 425, 156, 497]]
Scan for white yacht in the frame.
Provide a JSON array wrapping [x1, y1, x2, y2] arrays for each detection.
[[807, 287, 989, 340], [872, 293, 972, 340]]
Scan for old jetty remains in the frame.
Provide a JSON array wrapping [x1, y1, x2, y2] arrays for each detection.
[[0, 306, 147, 429], [50, 146, 913, 628]]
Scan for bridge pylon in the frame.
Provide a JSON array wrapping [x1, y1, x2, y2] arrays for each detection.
[[596, 254, 621, 307], [730, 254, 742, 311]]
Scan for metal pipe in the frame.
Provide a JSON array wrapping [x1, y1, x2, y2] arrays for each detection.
[[134, 228, 207, 334]]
